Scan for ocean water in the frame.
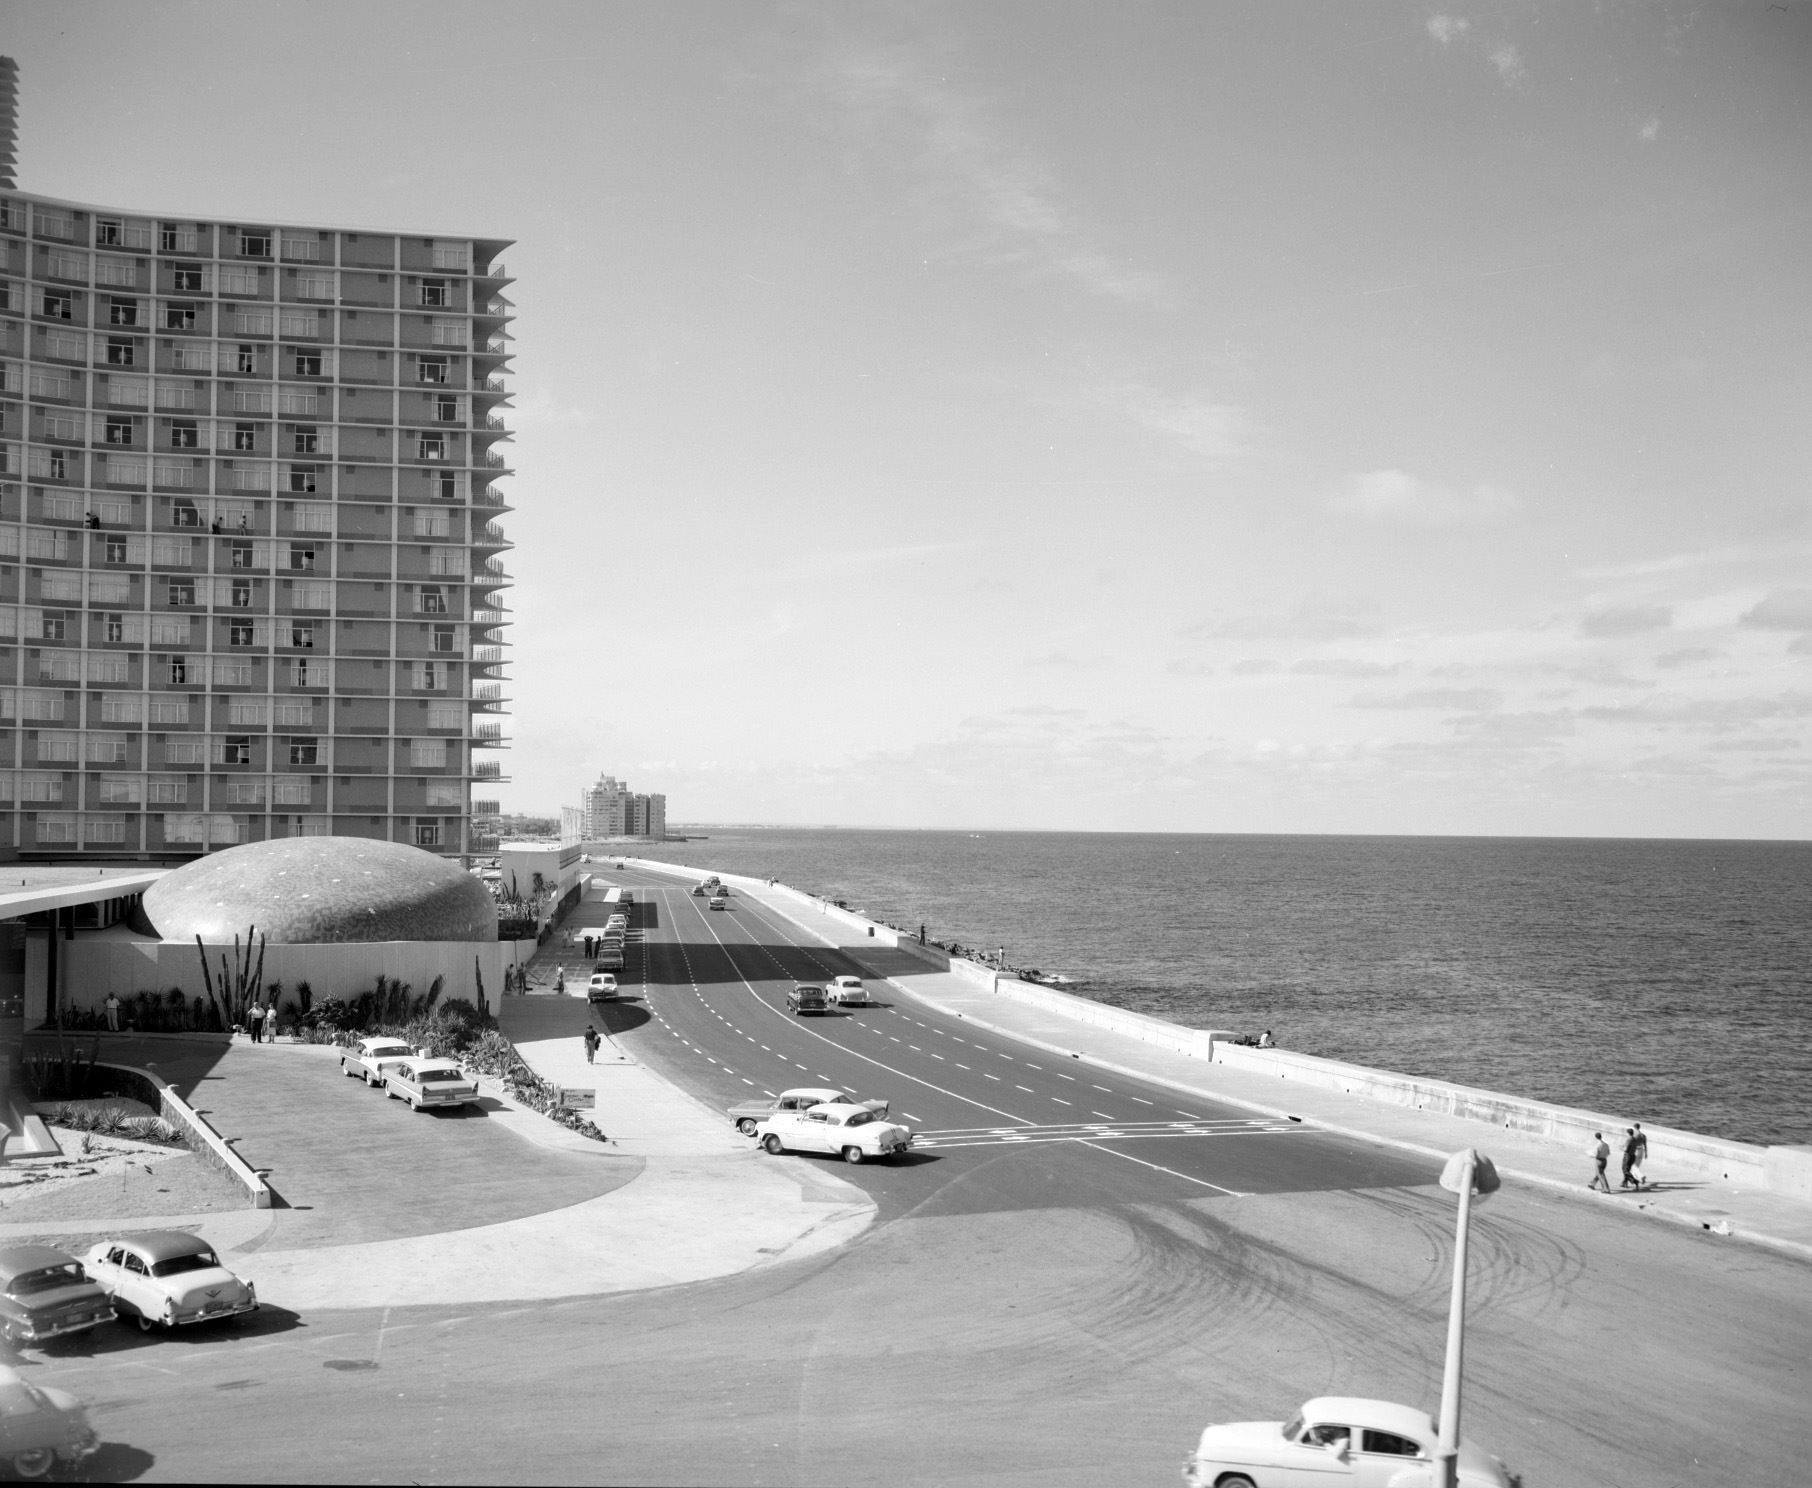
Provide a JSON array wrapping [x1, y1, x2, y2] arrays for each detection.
[[629, 829, 1812, 1147]]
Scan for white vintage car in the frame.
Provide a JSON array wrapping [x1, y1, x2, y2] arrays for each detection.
[[340, 1036, 415, 1087], [827, 975, 870, 1006], [756, 1101, 912, 1165], [80, 1232, 257, 1334], [1182, 1396, 1521, 1488], [384, 1057, 480, 1111]]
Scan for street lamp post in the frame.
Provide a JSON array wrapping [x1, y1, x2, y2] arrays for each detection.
[[1435, 1147, 1500, 1488]]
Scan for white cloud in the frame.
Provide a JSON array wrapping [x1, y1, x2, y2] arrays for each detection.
[[1488, 42, 1526, 87], [1741, 588, 1812, 632], [1331, 469, 1518, 527], [1427, 15, 1470, 46], [1112, 385, 1249, 467], [1579, 604, 1672, 637]]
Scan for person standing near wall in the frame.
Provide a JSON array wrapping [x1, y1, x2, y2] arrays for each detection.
[[104, 992, 120, 1032]]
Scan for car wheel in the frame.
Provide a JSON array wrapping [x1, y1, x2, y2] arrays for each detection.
[[842, 1146, 864, 1165], [1214, 1477, 1257, 1488], [0, 1322, 18, 1347], [136, 1313, 159, 1334], [762, 1134, 784, 1155], [11, 1447, 55, 1478], [341, 1060, 355, 1077], [736, 1118, 758, 1136]]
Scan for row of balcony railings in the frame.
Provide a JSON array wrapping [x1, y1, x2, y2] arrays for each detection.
[[10, 271, 513, 318], [0, 818, 493, 854], [6, 321, 513, 359], [0, 355, 510, 401]]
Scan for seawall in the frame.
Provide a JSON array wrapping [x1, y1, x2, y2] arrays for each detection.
[[629, 855, 1812, 1204]]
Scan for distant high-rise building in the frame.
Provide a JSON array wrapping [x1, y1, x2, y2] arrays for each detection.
[[0, 59, 18, 192], [579, 775, 665, 839], [0, 64, 514, 858]]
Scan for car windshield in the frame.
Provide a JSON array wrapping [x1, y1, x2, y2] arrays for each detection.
[[417, 1070, 468, 1084], [150, 1251, 219, 1277], [0, 1382, 48, 1417], [7, 1264, 87, 1295], [1282, 1415, 1304, 1442]]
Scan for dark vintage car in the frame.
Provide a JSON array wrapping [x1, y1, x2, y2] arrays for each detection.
[[0, 1363, 99, 1477], [0, 1247, 112, 1348]]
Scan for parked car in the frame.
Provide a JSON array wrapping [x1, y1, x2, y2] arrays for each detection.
[[786, 983, 829, 1015], [0, 1247, 112, 1348], [81, 1231, 257, 1333], [0, 1364, 99, 1478], [384, 1058, 481, 1112], [755, 1102, 913, 1164], [340, 1037, 416, 1087], [588, 972, 618, 1002], [827, 975, 870, 1007], [1182, 1396, 1522, 1488], [726, 1086, 887, 1137]]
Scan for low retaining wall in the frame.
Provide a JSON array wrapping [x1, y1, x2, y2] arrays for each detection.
[[99, 1061, 271, 1208]]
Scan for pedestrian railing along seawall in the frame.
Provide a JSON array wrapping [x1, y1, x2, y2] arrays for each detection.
[[623, 856, 1812, 1203]]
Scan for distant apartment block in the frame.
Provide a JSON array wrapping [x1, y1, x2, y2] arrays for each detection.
[[580, 774, 665, 839], [0, 187, 513, 859]]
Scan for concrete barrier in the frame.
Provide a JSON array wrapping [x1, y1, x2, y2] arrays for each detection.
[[100, 1061, 272, 1208]]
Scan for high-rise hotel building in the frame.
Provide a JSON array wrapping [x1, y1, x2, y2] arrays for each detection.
[[0, 184, 512, 860]]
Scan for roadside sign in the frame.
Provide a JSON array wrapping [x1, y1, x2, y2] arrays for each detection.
[[557, 1087, 596, 1110]]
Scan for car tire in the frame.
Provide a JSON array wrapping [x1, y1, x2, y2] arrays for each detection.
[[1215, 1477, 1257, 1488], [341, 1060, 355, 1077], [0, 1322, 18, 1347], [842, 1146, 864, 1165], [11, 1447, 55, 1479], [762, 1135, 784, 1155], [736, 1118, 758, 1136], [136, 1313, 158, 1334]]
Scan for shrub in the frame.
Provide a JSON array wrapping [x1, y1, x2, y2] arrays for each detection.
[[428, 997, 489, 1052]]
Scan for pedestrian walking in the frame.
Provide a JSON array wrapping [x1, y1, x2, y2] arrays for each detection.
[[246, 1000, 264, 1044], [1620, 1127, 1640, 1189], [104, 992, 121, 1032], [1588, 1131, 1612, 1191], [1631, 1122, 1649, 1189], [582, 1025, 600, 1065]]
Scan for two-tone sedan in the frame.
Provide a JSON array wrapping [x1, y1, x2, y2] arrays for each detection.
[[0, 1365, 99, 1479], [340, 1036, 416, 1087], [755, 1102, 913, 1165], [383, 1057, 480, 1112], [0, 1247, 112, 1349], [1182, 1396, 1521, 1488], [81, 1232, 257, 1334]]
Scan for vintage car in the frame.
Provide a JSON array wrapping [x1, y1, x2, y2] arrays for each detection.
[[588, 972, 618, 1002], [786, 983, 829, 1015], [384, 1057, 480, 1111], [0, 1364, 99, 1478], [827, 975, 871, 1007], [1182, 1396, 1522, 1488], [0, 1247, 112, 1348], [709, 894, 729, 910], [81, 1231, 257, 1333], [755, 1102, 913, 1165], [691, 885, 708, 897], [340, 1036, 416, 1087], [726, 1086, 887, 1137]]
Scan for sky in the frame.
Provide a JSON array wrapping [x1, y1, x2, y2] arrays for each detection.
[[5, 1, 1810, 837]]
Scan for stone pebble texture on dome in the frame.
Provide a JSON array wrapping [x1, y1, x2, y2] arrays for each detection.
[[141, 837, 499, 944]]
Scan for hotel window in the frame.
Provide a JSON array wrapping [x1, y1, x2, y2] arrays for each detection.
[[40, 291, 72, 320], [292, 426, 318, 455], [173, 266, 206, 293], [42, 330, 84, 361], [99, 776, 140, 804], [162, 814, 206, 842], [273, 779, 311, 805], [160, 224, 198, 252], [43, 413, 82, 440], [290, 622, 316, 649], [431, 624, 456, 653], [410, 738, 448, 769], [413, 511, 451, 539], [105, 416, 134, 445], [415, 822, 442, 848], [29, 370, 71, 399], [231, 579, 253, 608], [108, 297, 139, 327], [148, 778, 186, 804], [293, 502, 333, 533], [96, 218, 123, 246], [106, 338, 136, 367], [171, 500, 201, 528], [151, 616, 189, 646], [420, 279, 448, 307], [167, 578, 196, 606], [413, 661, 444, 692], [274, 700, 314, 727], [417, 355, 448, 385], [29, 524, 73, 555], [294, 351, 323, 377], [164, 303, 196, 332], [289, 738, 319, 766], [239, 233, 271, 258], [22, 691, 66, 723], [100, 693, 142, 724], [104, 613, 125, 642], [434, 395, 458, 424], [86, 735, 128, 764], [91, 575, 131, 606], [88, 652, 130, 684], [234, 423, 257, 451], [289, 465, 317, 493], [279, 311, 319, 338], [103, 536, 128, 563], [426, 703, 463, 730], [41, 574, 82, 604], [418, 434, 445, 461], [227, 699, 268, 726], [229, 621, 255, 647], [20, 774, 62, 803], [167, 655, 189, 685], [38, 654, 81, 684], [230, 540, 254, 569], [36, 732, 80, 763], [34, 816, 78, 844], [147, 695, 189, 724], [236, 344, 256, 374], [288, 544, 316, 572], [290, 657, 323, 688], [164, 738, 206, 765], [293, 582, 331, 609], [436, 471, 465, 501], [295, 272, 332, 299], [152, 535, 194, 565], [221, 736, 253, 766], [40, 614, 65, 642], [31, 449, 68, 481], [417, 587, 446, 614], [169, 420, 198, 449]]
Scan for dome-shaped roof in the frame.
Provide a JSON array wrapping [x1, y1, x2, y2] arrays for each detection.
[[142, 837, 498, 944]]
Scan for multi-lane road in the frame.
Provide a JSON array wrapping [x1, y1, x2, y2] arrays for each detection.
[[20, 868, 1812, 1485]]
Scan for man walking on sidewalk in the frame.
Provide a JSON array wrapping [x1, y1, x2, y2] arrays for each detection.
[[582, 1025, 600, 1065], [1589, 1132, 1613, 1191]]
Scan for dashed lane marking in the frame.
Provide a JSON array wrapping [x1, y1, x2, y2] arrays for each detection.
[[1015, 1084, 1033, 1092]]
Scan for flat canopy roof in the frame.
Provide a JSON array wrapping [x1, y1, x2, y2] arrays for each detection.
[[0, 865, 165, 920]]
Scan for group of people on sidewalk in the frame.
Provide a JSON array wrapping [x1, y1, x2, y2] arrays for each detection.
[[240, 1001, 280, 1043], [1589, 1124, 1649, 1192]]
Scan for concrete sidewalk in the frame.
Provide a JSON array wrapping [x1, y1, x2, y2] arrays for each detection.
[[707, 871, 1812, 1265]]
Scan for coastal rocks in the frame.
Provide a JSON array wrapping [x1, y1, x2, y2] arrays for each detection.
[[142, 837, 499, 944]]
